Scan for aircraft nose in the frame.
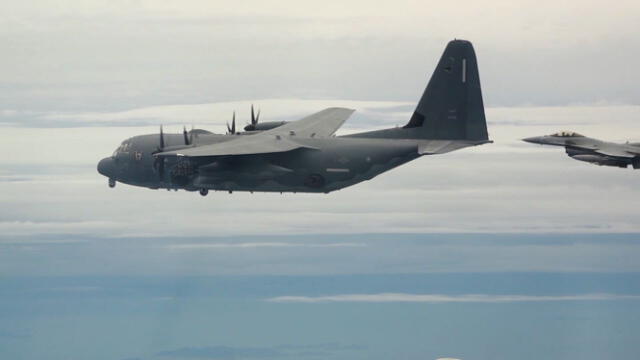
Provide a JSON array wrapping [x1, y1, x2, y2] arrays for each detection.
[[97, 157, 116, 178], [522, 136, 543, 144]]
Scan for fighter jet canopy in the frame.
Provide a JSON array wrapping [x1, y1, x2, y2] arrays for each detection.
[[551, 131, 584, 137]]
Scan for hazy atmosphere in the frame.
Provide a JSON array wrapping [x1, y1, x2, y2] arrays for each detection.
[[1, 1, 640, 360]]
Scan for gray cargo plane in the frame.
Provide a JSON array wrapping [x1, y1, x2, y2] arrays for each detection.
[[523, 131, 640, 169], [97, 39, 491, 195]]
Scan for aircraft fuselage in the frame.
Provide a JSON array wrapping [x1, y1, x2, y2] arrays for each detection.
[[523, 133, 640, 169], [98, 132, 423, 194]]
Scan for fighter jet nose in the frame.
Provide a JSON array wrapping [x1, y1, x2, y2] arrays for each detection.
[[522, 136, 542, 144], [97, 157, 115, 178]]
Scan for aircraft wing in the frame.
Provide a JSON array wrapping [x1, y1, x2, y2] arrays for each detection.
[[156, 107, 353, 158], [157, 134, 317, 157], [595, 146, 638, 158], [264, 107, 355, 138], [594, 144, 639, 158]]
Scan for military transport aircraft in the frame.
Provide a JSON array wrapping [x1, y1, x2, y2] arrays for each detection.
[[97, 39, 491, 196], [523, 131, 640, 169]]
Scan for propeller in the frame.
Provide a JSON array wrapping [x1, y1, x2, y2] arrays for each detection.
[[227, 111, 236, 134], [251, 104, 260, 125], [153, 125, 166, 180], [159, 125, 165, 149], [183, 126, 192, 145], [245, 104, 261, 131]]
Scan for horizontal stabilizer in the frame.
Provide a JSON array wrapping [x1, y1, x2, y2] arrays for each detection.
[[418, 139, 493, 155]]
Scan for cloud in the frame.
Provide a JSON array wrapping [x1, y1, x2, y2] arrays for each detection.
[[1, 99, 409, 129], [0, 220, 121, 236], [157, 345, 282, 359], [2, 102, 640, 275], [165, 242, 365, 250], [0, 176, 34, 182], [43, 286, 102, 293], [156, 343, 362, 359], [266, 293, 640, 303], [3, 101, 640, 239], [4, 233, 640, 275]]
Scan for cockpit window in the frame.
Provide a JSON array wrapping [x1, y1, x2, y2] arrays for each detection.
[[112, 140, 132, 157], [551, 131, 584, 138]]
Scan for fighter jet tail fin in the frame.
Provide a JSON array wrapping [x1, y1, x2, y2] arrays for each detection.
[[404, 39, 489, 141]]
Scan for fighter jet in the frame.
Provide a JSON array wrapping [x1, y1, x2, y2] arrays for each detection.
[[523, 131, 640, 169], [97, 39, 491, 195]]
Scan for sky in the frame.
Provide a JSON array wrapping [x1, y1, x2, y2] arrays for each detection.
[[2, 1, 640, 359], [1, 0, 639, 111]]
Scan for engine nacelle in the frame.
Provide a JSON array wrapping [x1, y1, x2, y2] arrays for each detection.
[[244, 121, 288, 132]]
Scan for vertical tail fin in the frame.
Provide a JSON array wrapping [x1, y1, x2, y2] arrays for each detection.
[[405, 39, 488, 141]]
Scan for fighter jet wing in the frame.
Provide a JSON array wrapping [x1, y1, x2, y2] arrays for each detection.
[[264, 107, 355, 138], [156, 107, 353, 158], [594, 145, 638, 158]]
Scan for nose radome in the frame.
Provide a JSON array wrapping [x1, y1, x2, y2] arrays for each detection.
[[97, 157, 115, 178], [522, 136, 542, 144]]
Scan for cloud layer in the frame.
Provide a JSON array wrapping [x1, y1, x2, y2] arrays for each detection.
[[267, 293, 640, 303], [2, 101, 640, 241], [3, 233, 640, 275]]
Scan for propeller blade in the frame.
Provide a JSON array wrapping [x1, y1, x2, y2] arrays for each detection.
[[256, 109, 260, 123], [153, 125, 167, 181], [232, 112, 236, 134], [227, 111, 236, 134], [183, 126, 190, 145], [159, 125, 165, 149], [251, 105, 256, 125]]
